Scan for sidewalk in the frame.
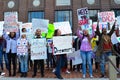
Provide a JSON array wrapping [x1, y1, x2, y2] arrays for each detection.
[[1, 77, 120, 80]]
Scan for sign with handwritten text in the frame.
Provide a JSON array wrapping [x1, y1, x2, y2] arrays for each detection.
[[77, 7, 89, 25], [31, 38, 47, 60]]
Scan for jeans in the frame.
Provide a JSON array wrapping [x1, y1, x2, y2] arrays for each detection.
[[55, 55, 66, 76], [19, 54, 28, 73], [0, 46, 3, 70], [80, 51, 93, 76], [100, 51, 111, 75], [0, 46, 9, 70]]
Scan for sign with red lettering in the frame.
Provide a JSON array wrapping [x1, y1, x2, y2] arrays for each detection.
[[77, 7, 89, 25], [4, 12, 18, 32], [98, 11, 115, 22], [92, 22, 108, 32], [17, 39, 28, 55]]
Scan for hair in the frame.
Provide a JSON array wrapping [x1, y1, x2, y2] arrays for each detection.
[[54, 29, 59, 36], [9, 32, 16, 38], [22, 28, 26, 32]]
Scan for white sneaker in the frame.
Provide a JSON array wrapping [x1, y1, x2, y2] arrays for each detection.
[[52, 69, 56, 73], [0, 72, 5, 76], [83, 74, 86, 78], [90, 75, 93, 78], [65, 70, 70, 74]]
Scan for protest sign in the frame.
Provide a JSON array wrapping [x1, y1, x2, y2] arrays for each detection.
[[81, 24, 92, 34], [53, 21, 72, 35], [0, 21, 4, 36], [32, 19, 49, 33], [98, 11, 115, 22], [17, 39, 28, 55], [77, 7, 89, 25], [117, 37, 120, 42], [67, 50, 82, 65], [21, 23, 32, 33], [93, 22, 108, 32], [20, 23, 33, 43], [31, 38, 47, 60], [116, 16, 120, 29], [53, 36, 72, 55], [92, 22, 97, 31], [4, 12, 18, 32], [47, 39, 53, 53], [111, 33, 119, 44]]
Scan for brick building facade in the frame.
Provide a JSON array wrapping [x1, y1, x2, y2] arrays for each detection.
[[0, 0, 120, 34]]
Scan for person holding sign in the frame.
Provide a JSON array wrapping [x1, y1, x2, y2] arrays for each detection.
[[32, 29, 44, 78], [96, 20, 116, 78], [3, 28, 20, 76], [53, 29, 64, 79], [77, 25, 95, 78], [17, 34, 29, 77]]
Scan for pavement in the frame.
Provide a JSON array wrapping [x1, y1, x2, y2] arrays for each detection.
[[1, 64, 120, 80], [0, 77, 120, 80]]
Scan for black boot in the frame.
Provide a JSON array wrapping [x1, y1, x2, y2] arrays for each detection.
[[20, 72, 24, 77], [24, 72, 27, 77]]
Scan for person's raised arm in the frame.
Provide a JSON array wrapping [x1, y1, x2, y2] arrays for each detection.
[[108, 20, 116, 36], [96, 20, 100, 36], [76, 25, 83, 39]]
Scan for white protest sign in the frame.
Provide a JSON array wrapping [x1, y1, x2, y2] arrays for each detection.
[[92, 22, 97, 31], [0, 21, 4, 36], [53, 36, 72, 55], [116, 16, 120, 30], [47, 39, 53, 53], [54, 21, 72, 35], [98, 11, 115, 22], [77, 7, 89, 25], [81, 24, 92, 34], [32, 19, 49, 33], [31, 38, 47, 60], [117, 37, 120, 43], [17, 39, 28, 55], [67, 50, 82, 65], [111, 33, 119, 44], [21, 23, 32, 33], [20, 23, 33, 43], [4, 12, 18, 32]]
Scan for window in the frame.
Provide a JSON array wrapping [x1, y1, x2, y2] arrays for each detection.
[[55, 10, 72, 27], [88, 10, 100, 22], [28, 11, 44, 22], [56, 0, 71, 6]]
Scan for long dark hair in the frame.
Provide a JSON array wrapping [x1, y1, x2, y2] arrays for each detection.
[[9, 32, 16, 38], [54, 29, 59, 36]]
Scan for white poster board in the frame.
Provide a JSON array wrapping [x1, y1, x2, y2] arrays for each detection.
[[32, 19, 49, 33], [20, 23, 33, 43], [81, 24, 92, 34], [4, 12, 18, 32], [67, 50, 82, 65], [54, 21, 72, 35], [17, 39, 28, 55], [77, 7, 89, 25], [98, 11, 115, 22], [0, 21, 4, 36], [53, 36, 72, 55], [111, 33, 119, 44], [31, 38, 47, 60]]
